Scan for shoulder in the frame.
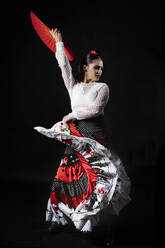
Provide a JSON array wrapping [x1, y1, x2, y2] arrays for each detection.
[[72, 82, 81, 90], [97, 82, 109, 88], [97, 82, 110, 93]]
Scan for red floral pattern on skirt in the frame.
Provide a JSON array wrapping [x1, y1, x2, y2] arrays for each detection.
[[50, 121, 97, 209]]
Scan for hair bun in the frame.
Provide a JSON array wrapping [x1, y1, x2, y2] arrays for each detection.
[[89, 50, 97, 54]]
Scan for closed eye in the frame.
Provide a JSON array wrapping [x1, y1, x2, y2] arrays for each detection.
[[94, 66, 103, 70]]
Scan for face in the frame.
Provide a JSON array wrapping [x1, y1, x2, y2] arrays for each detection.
[[84, 58, 103, 83]]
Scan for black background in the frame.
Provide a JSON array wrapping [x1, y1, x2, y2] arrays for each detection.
[[1, 1, 164, 247]]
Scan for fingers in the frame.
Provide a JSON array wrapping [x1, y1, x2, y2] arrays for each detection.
[[62, 121, 69, 129], [50, 28, 62, 42], [51, 28, 60, 34], [64, 123, 69, 128], [49, 29, 57, 36]]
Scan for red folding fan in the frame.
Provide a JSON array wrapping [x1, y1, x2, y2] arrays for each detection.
[[30, 11, 75, 61]]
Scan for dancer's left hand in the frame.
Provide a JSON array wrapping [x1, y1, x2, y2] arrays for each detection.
[[62, 114, 70, 128]]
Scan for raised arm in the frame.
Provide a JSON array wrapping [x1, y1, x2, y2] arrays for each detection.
[[50, 28, 76, 97], [68, 84, 109, 120]]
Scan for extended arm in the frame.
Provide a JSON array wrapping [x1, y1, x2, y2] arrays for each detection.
[[50, 29, 76, 97]]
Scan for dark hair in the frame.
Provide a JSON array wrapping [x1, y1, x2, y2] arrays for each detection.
[[78, 50, 101, 74]]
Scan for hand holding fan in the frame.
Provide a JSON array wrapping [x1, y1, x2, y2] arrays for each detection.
[[30, 11, 75, 61]]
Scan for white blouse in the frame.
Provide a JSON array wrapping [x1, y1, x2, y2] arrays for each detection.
[[55, 42, 109, 121]]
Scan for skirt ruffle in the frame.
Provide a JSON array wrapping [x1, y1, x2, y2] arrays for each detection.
[[34, 119, 131, 232]]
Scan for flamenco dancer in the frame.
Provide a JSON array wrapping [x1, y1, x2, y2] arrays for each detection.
[[34, 28, 131, 238]]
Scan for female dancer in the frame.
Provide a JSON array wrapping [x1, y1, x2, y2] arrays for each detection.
[[34, 28, 131, 234]]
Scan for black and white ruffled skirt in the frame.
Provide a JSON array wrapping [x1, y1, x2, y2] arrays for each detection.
[[34, 116, 131, 232]]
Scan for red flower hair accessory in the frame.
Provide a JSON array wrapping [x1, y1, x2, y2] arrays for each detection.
[[89, 50, 97, 54]]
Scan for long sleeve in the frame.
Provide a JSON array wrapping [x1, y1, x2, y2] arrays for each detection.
[[55, 42, 76, 98], [68, 84, 109, 120]]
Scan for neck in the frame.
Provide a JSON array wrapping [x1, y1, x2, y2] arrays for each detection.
[[83, 75, 94, 84]]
